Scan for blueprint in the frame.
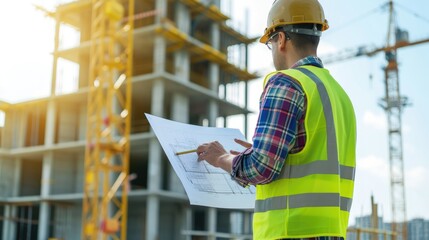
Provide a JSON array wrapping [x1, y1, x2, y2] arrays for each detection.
[[145, 113, 255, 209]]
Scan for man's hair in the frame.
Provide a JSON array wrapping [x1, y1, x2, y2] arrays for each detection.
[[287, 23, 321, 52]]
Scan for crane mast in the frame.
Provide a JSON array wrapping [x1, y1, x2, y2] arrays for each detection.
[[82, 0, 134, 239], [380, 49, 408, 240], [320, 1, 429, 239], [381, 1, 407, 239]]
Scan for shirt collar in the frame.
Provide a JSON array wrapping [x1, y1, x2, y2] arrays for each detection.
[[291, 56, 324, 69]]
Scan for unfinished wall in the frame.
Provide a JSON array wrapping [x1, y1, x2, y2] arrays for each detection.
[[77, 105, 87, 141], [129, 150, 148, 190], [0, 158, 16, 197], [159, 202, 185, 239], [57, 109, 78, 143], [24, 106, 46, 147], [49, 204, 72, 239], [74, 153, 85, 193], [126, 200, 146, 239], [55, 102, 80, 143], [15, 205, 39, 240], [51, 204, 82, 239], [51, 153, 77, 195], [19, 159, 42, 196], [7, 110, 26, 149]]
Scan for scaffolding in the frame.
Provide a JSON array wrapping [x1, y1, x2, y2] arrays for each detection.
[[81, 0, 134, 239]]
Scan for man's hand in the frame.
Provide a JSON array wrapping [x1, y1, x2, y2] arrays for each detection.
[[196, 139, 252, 172], [196, 141, 229, 168]]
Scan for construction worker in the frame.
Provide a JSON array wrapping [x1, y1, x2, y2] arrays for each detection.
[[197, 0, 356, 239]]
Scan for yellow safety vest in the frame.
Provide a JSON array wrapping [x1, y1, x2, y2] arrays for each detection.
[[253, 66, 356, 239]]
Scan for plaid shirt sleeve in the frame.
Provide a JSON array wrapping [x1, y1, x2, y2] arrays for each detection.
[[231, 73, 305, 186]]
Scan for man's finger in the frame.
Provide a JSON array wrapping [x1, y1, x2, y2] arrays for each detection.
[[197, 151, 206, 161], [234, 138, 252, 148], [230, 150, 241, 155]]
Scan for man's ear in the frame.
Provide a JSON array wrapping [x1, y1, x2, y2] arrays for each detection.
[[278, 32, 287, 50]]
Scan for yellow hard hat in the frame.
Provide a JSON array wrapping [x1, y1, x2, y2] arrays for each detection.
[[260, 0, 329, 43]]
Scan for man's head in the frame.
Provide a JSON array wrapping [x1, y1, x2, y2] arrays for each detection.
[[261, 0, 328, 69], [260, 0, 328, 43]]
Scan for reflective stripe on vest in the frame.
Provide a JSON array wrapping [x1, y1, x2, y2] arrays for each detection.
[[279, 160, 355, 180], [255, 194, 353, 212]]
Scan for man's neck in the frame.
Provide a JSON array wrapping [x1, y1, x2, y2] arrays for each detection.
[[286, 51, 317, 69]]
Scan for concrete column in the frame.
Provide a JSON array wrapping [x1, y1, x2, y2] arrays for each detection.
[[170, 1, 190, 193], [206, 20, 221, 235], [38, 152, 53, 240], [17, 111, 27, 148], [208, 22, 220, 127], [154, 36, 166, 75], [170, 91, 189, 193], [2, 205, 17, 240], [50, 17, 60, 95], [209, 23, 220, 91], [146, 79, 165, 240], [40, 153, 53, 197], [12, 158, 21, 197], [243, 211, 251, 235], [244, 81, 249, 138], [38, 203, 51, 240], [174, 51, 190, 82], [44, 101, 56, 146], [146, 1, 167, 238], [154, 0, 167, 74], [79, 12, 91, 89], [146, 146, 161, 240], [208, 101, 218, 127], [155, 0, 167, 24], [38, 98, 56, 240], [175, 1, 190, 36], [4, 160, 19, 239], [208, 208, 217, 240], [244, 43, 250, 139], [184, 208, 192, 240], [208, 50, 219, 128], [146, 140, 162, 240]]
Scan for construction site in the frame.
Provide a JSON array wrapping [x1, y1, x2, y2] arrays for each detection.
[[0, 0, 429, 240], [0, 0, 257, 239]]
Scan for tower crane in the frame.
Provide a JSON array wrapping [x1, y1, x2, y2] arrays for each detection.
[[82, 0, 134, 239], [322, 1, 429, 240]]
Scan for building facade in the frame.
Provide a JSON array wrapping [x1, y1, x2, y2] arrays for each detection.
[[0, 0, 257, 239], [348, 215, 429, 240], [408, 218, 429, 240]]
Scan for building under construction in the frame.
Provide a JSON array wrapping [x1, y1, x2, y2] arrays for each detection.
[[0, 0, 257, 239]]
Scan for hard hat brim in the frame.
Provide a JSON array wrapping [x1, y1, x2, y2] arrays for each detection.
[[259, 34, 269, 44]]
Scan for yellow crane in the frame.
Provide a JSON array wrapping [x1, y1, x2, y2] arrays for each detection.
[[323, 1, 429, 239], [82, 0, 134, 239]]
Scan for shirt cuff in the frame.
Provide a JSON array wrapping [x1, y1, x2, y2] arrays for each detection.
[[231, 148, 253, 187]]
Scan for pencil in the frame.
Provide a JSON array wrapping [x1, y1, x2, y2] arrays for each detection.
[[175, 149, 198, 156]]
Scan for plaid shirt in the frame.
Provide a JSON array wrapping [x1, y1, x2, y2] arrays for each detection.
[[231, 56, 324, 186]]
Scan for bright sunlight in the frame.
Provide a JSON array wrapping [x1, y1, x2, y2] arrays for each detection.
[[0, 1, 55, 103]]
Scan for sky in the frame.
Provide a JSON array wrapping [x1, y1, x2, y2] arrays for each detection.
[[1, 0, 429, 227]]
